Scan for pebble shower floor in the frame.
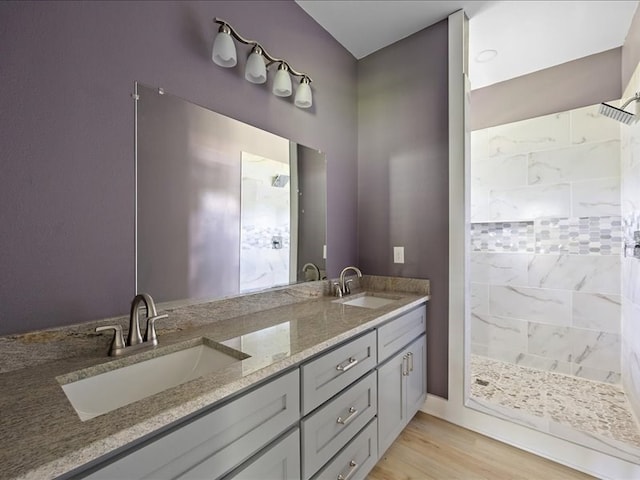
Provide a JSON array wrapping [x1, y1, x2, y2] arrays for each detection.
[[470, 355, 640, 450]]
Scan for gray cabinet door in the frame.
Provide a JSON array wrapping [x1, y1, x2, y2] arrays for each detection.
[[83, 369, 299, 480], [225, 428, 300, 480], [406, 334, 427, 420], [376, 348, 407, 456]]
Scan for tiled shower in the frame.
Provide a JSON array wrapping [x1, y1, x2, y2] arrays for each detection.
[[468, 64, 640, 461]]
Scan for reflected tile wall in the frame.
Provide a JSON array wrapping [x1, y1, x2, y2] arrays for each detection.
[[470, 101, 624, 384]]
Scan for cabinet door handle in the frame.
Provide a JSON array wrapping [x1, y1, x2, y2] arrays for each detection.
[[337, 406, 358, 425], [402, 354, 408, 376], [337, 460, 359, 480], [408, 351, 414, 372], [336, 357, 358, 372]]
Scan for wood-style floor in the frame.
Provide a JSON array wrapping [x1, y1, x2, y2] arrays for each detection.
[[368, 412, 595, 480]]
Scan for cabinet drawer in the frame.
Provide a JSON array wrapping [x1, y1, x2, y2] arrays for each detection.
[[301, 371, 377, 479], [301, 330, 376, 415], [224, 428, 300, 480], [377, 305, 426, 362], [84, 369, 299, 480], [311, 418, 378, 480]]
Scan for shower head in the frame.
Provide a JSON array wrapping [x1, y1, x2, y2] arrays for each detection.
[[599, 92, 640, 125]]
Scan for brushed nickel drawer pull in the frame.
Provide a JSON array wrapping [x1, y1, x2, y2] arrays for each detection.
[[337, 460, 359, 480], [402, 354, 408, 376], [337, 406, 358, 425], [408, 351, 414, 372], [336, 357, 358, 372]]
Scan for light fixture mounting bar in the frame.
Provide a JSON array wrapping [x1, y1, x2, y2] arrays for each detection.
[[214, 18, 312, 82]]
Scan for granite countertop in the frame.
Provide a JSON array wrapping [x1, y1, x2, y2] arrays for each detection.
[[0, 276, 429, 480]]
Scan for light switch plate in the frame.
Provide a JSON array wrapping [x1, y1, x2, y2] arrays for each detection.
[[393, 246, 404, 264]]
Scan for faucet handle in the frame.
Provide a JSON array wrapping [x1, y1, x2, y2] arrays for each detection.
[[333, 282, 343, 298], [144, 314, 168, 345], [96, 325, 126, 356], [344, 279, 354, 295]]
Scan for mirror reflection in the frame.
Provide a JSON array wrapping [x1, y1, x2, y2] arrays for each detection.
[[135, 83, 326, 304]]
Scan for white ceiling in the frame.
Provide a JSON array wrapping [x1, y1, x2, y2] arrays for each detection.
[[295, 0, 639, 89]]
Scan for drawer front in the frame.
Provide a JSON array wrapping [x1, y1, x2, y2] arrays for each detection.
[[301, 330, 376, 415], [301, 371, 377, 480], [85, 369, 299, 480], [225, 428, 300, 480], [377, 305, 426, 363], [311, 418, 378, 480]]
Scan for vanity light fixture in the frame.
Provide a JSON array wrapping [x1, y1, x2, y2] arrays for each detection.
[[211, 18, 313, 109]]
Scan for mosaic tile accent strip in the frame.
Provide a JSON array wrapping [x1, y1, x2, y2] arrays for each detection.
[[470, 221, 534, 253], [471, 217, 622, 255], [470, 355, 640, 450], [535, 216, 622, 255]]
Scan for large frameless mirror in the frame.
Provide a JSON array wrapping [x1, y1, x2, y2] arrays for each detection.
[[135, 83, 326, 305]]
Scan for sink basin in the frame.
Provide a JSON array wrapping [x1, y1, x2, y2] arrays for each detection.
[[335, 293, 399, 309], [60, 341, 246, 421]]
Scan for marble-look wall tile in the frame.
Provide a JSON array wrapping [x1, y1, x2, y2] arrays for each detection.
[[471, 343, 488, 356], [528, 254, 621, 294], [622, 164, 640, 217], [620, 116, 640, 174], [470, 186, 490, 222], [489, 183, 571, 221], [572, 177, 621, 217], [487, 112, 570, 157], [570, 104, 621, 145], [622, 298, 640, 422], [472, 154, 528, 189], [490, 285, 571, 326], [573, 365, 621, 384], [571, 329, 621, 373], [470, 282, 489, 314], [471, 313, 528, 353], [470, 252, 530, 286], [471, 129, 489, 160], [515, 352, 572, 375], [622, 254, 640, 304], [572, 292, 622, 333], [528, 140, 620, 185], [527, 323, 572, 362]]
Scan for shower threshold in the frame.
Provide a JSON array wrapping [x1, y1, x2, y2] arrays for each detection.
[[469, 355, 640, 464]]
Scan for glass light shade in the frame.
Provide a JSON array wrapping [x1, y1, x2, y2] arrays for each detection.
[[294, 79, 312, 108], [211, 30, 237, 67], [245, 48, 267, 84], [273, 65, 292, 97]]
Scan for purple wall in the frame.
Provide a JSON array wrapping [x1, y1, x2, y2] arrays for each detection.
[[470, 48, 622, 130], [357, 20, 450, 398], [0, 1, 358, 334]]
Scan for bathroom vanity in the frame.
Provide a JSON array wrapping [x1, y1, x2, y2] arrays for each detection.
[[0, 276, 429, 480]]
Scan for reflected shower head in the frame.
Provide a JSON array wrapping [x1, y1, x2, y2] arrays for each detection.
[[599, 92, 640, 125], [272, 174, 290, 188]]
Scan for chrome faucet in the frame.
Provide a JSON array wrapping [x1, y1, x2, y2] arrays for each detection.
[[96, 293, 168, 356], [335, 266, 363, 297]]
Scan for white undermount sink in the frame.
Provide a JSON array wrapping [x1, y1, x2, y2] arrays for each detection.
[[335, 293, 399, 309], [60, 340, 245, 421]]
